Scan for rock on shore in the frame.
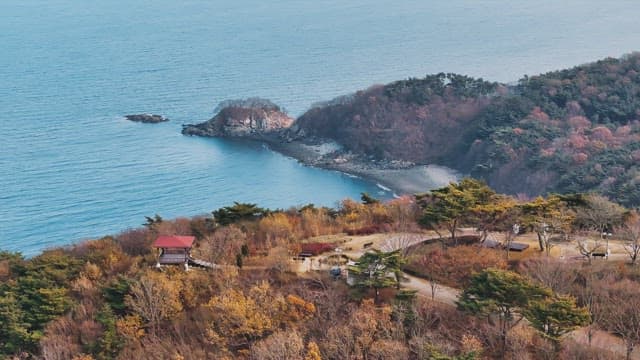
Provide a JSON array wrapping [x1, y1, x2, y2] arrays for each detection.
[[182, 98, 293, 138], [125, 114, 169, 123]]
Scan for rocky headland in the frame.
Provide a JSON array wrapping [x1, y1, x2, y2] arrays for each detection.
[[125, 114, 169, 123], [181, 98, 459, 195], [181, 54, 640, 206], [182, 98, 294, 138]]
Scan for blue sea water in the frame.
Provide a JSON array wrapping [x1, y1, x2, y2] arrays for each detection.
[[1, 0, 639, 256]]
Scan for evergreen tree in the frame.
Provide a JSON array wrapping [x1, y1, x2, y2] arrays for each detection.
[[523, 295, 590, 353], [418, 178, 495, 246], [457, 268, 551, 358], [349, 250, 406, 303]]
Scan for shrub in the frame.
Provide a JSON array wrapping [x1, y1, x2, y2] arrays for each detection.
[[114, 228, 152, 257], [345, 225, 381, 236], [300, 243, 335, 256], [405, 245, 507, 287]]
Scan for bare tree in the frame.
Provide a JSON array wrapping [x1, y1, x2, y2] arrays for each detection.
[[428, 278, 440, 301], [616, 211, 640, 265], [199, 225, 246, 265], [250, 330, 305, 360], [573, 266, 610, 346], [125, 273, 183, 334], [518, 257, 576, 295], [602, 280, 640, 360], [380, 234, 425, 257], [575, 194, 625, 249], [576, 232, 606, 264]]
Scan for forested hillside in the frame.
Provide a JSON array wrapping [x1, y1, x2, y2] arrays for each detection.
[[3, 182, 640, 359], [293, 54, 640, 206]]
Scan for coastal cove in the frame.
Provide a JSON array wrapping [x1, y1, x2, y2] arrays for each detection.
[[213, 136, 460, 196], [2, 0, 639, 256]]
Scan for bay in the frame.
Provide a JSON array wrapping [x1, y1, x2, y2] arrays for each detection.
[[1, 0, 638, 256]]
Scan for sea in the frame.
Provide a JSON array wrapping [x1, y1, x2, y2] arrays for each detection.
[[1, 0, 639, 256]]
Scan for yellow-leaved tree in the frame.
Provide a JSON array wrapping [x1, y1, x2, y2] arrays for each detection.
[[125, 271, 183, 334], [205, 281, 315, 353]]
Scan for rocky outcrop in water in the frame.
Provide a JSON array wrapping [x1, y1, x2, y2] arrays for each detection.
[[182, 98, 293, 138], [125, 114, 169, 123]]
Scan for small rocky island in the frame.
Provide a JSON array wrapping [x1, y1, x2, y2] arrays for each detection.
[[125, 114, 169, 123], [181, 98, 293, 138]]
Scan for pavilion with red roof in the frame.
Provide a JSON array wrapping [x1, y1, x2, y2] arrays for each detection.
[[153, 235, 195, 268]]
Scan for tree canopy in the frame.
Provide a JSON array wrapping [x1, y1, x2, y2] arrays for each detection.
[[212, 202, 270, 226], [418, 178, 495, 245], [349, 250, 406, 303]]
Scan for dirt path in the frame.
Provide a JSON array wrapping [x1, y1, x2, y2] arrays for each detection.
[[403, 273, 460, 305], [315, 231, 638, 358], [300, 232, 467, 305]]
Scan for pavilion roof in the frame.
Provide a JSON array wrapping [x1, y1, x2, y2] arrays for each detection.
[[153, 235, 195, 248]]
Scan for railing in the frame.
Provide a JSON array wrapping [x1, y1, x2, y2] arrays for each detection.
[[159, 253, 187, 264]]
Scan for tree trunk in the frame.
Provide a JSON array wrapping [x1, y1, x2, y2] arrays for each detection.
[[499, 316, 508, 360], [500, 330, 507, 360], [552, 339, 562, 358], [537, 232, 544, 252], [480, 229, 488, 243], [451, 220, 458, 246]]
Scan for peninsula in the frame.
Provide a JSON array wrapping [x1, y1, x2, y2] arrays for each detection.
[[183, 53, 640, 206]]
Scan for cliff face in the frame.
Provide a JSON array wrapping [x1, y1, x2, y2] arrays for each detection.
[[182, 101, 293, 137]]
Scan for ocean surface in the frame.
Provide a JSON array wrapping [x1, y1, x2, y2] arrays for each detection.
[[1, 0, 639, 256]]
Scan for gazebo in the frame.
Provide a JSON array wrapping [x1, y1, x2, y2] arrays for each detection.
[[153, 235, 195, 270]]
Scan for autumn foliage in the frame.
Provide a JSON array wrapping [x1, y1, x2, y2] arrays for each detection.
[[293, 54, 640, 207], [406, 245, 507, 288], [3, 184, 640, 359], [300, 243, 335, 256]]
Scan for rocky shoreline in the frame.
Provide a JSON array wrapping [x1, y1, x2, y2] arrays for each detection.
[[181, 98, 459, 195], [241, 135, 459, 195]]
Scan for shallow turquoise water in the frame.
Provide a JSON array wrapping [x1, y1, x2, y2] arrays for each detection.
[[1, 0, 639, 255]]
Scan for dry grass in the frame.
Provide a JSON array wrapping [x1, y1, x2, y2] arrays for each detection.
[[300, 234, 351, 244]]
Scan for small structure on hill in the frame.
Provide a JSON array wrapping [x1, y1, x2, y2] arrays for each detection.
[[153, 235, 215, 270], [153, 235, 194, 270]]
